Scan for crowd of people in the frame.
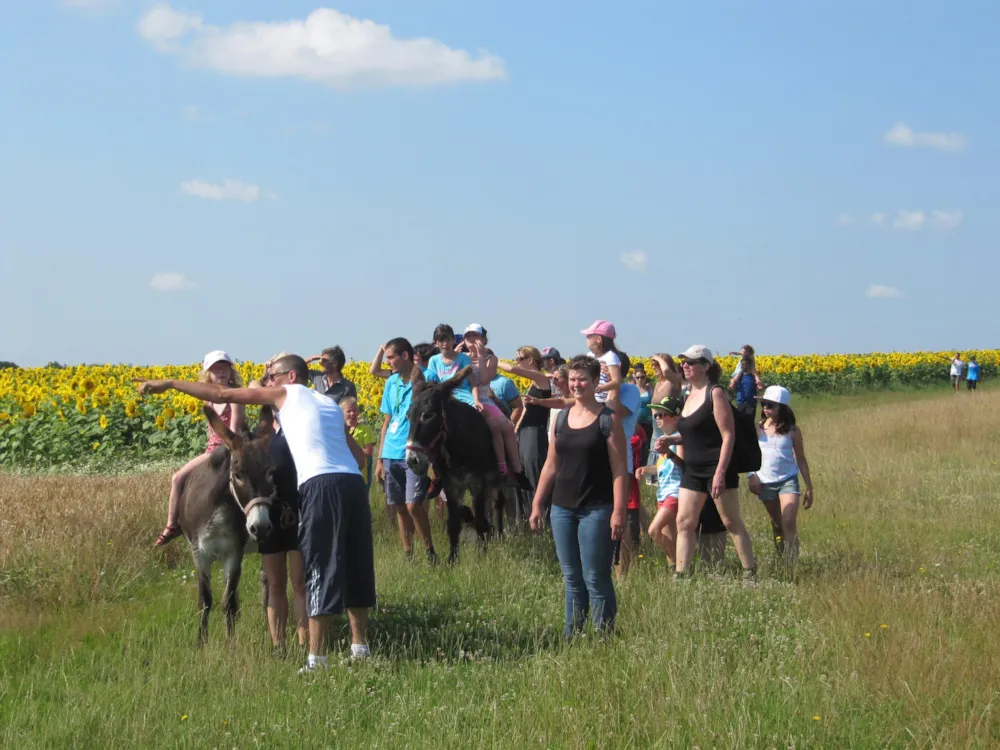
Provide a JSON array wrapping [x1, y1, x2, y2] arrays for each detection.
[[137, 321, 817, 670]]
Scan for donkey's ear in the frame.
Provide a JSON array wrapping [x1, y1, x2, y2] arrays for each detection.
[[412, 367, 427, 396], [204, 405, 241, 451], [444, 366, 473, 392]]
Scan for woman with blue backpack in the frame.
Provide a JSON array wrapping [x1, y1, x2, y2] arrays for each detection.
[[673, 345, 757, 580]]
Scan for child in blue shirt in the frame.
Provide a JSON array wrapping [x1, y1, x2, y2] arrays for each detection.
[[967, 355, 980, 391], [635, 395, 684, 567]]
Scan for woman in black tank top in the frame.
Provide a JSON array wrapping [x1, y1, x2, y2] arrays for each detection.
[[528, 355, 629, 638], [674, 347, 756, 578]]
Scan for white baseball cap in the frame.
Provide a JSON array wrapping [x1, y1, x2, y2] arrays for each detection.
[[463, 323, 485, 336], [677, 345, 714, 363], [760, 385, 791, 405], [202, 350, 234, 371]]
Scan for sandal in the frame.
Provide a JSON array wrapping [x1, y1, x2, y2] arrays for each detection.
[[154, 523, 182, 547]]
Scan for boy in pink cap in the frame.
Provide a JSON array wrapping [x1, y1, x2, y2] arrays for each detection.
[[582, 320, 624, 410]]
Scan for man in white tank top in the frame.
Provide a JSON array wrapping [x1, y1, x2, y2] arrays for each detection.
[[137, 354, 372, 674]]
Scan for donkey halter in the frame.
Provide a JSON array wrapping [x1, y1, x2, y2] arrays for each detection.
[[229, 476, 273, 518], [405, 410, 449, 461]]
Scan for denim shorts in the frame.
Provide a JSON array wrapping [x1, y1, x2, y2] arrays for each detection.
[[756, 474, 800, 502], [383, 458, 429, 506]]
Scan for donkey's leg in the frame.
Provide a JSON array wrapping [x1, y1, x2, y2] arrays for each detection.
[[221, 546, 243, 639], [194, 550, 212, 647], [472, 486, 490, 554], [493, 486, 505, 541], [444, 480, 464, 563]]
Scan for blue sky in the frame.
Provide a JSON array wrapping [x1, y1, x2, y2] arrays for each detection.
[[2, 0, 997, 367]]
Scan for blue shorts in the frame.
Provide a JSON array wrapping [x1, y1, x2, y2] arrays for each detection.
[[383, 458, 429, 506], [756, 474, 800, 502]]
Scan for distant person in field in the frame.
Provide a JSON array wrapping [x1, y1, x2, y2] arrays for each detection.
[[729, 345, 764, 421], [305, 346, 357, 404], [137, 353, 373, 673], [747, 386, 814, 565], [966, 355, 980, 392], [950, 352, 965, 393], [582, 320, 624, 410], [374, 337, 440, 563], [154, 351, 246, 547], [673, 345, 757, 579], [529, 355, 628, 639]]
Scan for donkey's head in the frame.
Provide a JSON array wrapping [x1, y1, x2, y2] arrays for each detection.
[[205, 405, 275, 542], [405, 366, 471, 475]]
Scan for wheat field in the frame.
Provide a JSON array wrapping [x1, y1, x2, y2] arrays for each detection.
[[2, 389, 999, 748]]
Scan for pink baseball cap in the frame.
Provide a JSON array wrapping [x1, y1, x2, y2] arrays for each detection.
[[581, 320, 616, 338]]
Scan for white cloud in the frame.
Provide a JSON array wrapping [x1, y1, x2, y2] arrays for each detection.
[[892, 210, 926, 231], [846, 210, 963, 231], [883, 122, 967, 152], [930, 209, 963, 229], [620, 249, 647, 273], [137, 4, 507, 90], [182, 105, 199, 121], [866, 284, 903, 299], [180, 178, 274, 202], [150, 272, 196, 292]]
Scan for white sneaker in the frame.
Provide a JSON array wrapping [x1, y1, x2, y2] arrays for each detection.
[[350, 645, 370, 661], [298, 660, 328, 675]]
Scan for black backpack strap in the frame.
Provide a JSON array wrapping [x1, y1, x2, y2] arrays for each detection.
[[554, 407, 570, 438], [598, 406, 614, 439]]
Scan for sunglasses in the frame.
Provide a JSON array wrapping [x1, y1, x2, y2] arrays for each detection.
[[761, 400, 780, 409], [268, 369, 293, 380], [653, 411, 674, 419], [682, 358, 709, 366]]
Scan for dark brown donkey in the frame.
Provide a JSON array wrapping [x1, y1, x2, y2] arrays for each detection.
[[179, 406, 277, 645]]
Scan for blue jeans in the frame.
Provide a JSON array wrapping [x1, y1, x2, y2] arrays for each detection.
[[549, 504, 617, 638]]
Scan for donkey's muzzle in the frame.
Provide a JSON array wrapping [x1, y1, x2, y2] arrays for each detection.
[[405, 447, 429, 475], [245, 497, 273, 541]]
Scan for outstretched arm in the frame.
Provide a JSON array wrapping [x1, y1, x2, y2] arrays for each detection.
[[497, 361, 551, 389], [136, 379, 286, 410]]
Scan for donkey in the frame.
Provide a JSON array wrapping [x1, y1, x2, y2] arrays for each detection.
[[405, 367, 506, 562], [178, 406, 278, 645]]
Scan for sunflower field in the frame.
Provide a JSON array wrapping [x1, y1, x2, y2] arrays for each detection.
[[0, 350, 994, 469]]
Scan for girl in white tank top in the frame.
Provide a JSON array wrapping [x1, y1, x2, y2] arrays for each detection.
[[748, 386, 814, 565]]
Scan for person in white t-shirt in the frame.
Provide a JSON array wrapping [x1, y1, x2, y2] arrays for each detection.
[[949, 353, 965, 393], [581, 320, 624, 410], [137, 354, 371, 675]]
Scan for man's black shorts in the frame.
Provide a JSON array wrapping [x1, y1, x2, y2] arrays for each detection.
[[298, 473, 376, 617]]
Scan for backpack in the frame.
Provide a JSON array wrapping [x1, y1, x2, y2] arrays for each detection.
[[704, 385, 762, 473], [554, 407, 614, 440]]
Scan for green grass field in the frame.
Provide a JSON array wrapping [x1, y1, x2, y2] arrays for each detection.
[[3, 389, 1000, 748]]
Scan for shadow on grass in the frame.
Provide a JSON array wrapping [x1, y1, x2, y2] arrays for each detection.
[[325, 591, 563, 665]]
